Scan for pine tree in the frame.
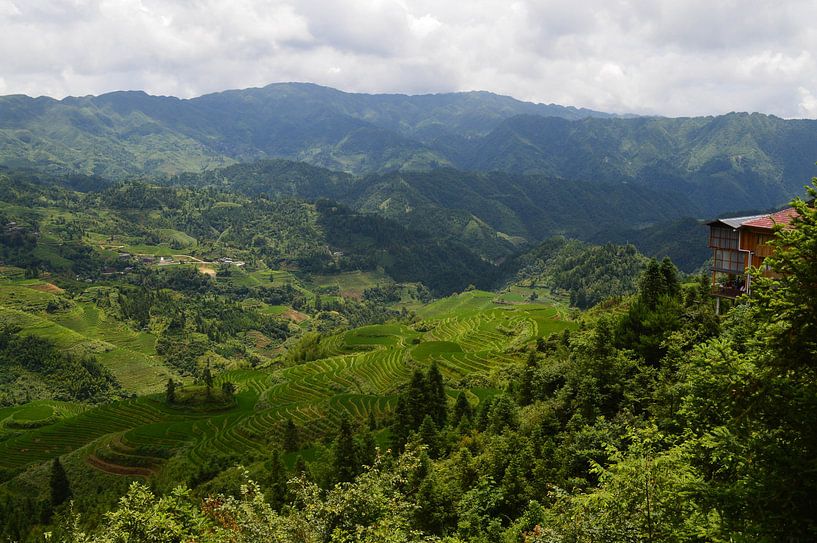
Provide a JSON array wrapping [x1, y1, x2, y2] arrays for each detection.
[[390, 395, 411, 452], [660, 257, 680, 298], [418, 415, 439, 458], [266, 449, 288, 510], [202, 364, 213, 398], [476, 397, 493, 432], [220, 381, 236, 397], [406, 369, 428, 429], [165, 378, 176, 404], [426, 362, 447, 428], [518, 351, 538, 406], [453, 392, 474, 426], [293, 455, 310, 480], [283, 418, 299, 452], [357, 426, 377, 468], [332, 415, 358, 483], [49, 457, 71, 508], [638, 259, 666, 309]]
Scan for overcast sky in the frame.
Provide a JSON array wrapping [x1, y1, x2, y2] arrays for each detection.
[[1, 0, 816, 118]]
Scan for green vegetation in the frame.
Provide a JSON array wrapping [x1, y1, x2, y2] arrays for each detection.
[[1, 99, 815, 540], [25, 183, 815, 542]]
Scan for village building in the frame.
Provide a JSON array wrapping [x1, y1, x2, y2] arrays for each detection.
[[707, 207, 798, 310]]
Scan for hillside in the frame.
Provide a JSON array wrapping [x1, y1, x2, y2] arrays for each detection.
[[0, 83, 610, 179], [3, 84, 817, 217], [460, 113, 817, 214], [171, 160, 704, 266]]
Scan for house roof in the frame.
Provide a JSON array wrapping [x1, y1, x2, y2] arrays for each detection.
[[741, 207, 799, 229], [707, 207, 798, 230], [707, 214, 767, 229]]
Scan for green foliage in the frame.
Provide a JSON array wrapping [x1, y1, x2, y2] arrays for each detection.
[[507, 237, 647, 308], [0, 327, 121, 405], [49, 457, 72, 508]]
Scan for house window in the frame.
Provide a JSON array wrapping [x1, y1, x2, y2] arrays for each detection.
[[756, 233, 773, 246], [709, 226, 739, 249], [713, 249, 744, 273]]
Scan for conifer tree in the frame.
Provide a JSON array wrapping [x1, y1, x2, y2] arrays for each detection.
[[407, 369, 428, 429], [518, 351, 538, 406], [165, 378, 176, 404], [332, 415, 358, 483], [49, 457, 71, 508], [426, 362, 447, 428], [390, 395, 412, 452], [638, 259, 666, 309], [202, 364, 213, 398], [660, 256, 680, 298], [476, 397, 493, 431], [357, 425, 377, 468], [453, 392, 474, 426], [283, 418, 299, 452], [266, 449, 288, 510], [418, 415, 439, 458], [293, 455, 310, 479]]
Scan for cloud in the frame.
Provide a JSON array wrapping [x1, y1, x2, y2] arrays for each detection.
[[0, 0, 815, 118]]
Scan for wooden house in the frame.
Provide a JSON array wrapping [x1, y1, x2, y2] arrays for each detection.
[[707, 207, 798, 299]]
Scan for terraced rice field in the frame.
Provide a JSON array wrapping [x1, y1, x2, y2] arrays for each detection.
[[0, 290, 575, 479]]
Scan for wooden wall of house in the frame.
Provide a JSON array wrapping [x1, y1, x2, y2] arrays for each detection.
[[739, 227, 775, 257]]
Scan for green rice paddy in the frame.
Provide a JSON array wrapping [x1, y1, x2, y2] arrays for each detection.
[[0, 287, 575, 481]]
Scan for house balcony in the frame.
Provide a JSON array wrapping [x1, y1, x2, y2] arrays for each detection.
[[710, 282, 748, 298]]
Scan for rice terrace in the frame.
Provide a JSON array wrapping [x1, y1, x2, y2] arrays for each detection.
[[0, 268, 573, 481]]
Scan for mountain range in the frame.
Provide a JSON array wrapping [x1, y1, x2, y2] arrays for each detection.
[[2, 82, 816, 218]]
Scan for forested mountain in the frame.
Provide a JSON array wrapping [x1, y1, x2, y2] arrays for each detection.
[[459, 113, 817, 214], [171, 160, 703, 267], [2, 84, 817, 217], [0, 83, 610, 179], [0, 173, 496, 296]]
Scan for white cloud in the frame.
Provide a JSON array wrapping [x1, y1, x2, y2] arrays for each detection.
[[0, 0, 816, 117]]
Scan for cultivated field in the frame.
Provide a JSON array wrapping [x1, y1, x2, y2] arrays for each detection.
[[0, 288, 574, 481]]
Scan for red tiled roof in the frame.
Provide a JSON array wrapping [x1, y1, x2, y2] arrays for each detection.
[[741, 207, 799, 229]]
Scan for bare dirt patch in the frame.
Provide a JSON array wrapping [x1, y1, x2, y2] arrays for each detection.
[[28, 283, 64, 294], [340, 289, 364, 300], [282, 309, 309, 323], [197, 264, 216, 277]]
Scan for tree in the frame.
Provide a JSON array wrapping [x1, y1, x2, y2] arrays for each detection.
[[518, 352, 538, 406], [50, 457, 72, 508], [283, 418, 299, 452], [638, 259, 666, 310], [426, 362, 447, 428], [266, 449, 288, 510], [332, 415, 358, 483], [390, 395, 412, 452], [659, 257, 680, 298], [418, 415, 439, 458], [220, 381, 236, 397], [678, 183, 817, 540], [165, 378, 176, 404], [202, 364, 213, 398], [406, 370, 428, 429], [452, 392, 473, 427]]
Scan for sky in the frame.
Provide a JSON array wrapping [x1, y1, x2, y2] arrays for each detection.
[[1, 0, 816, 118]]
